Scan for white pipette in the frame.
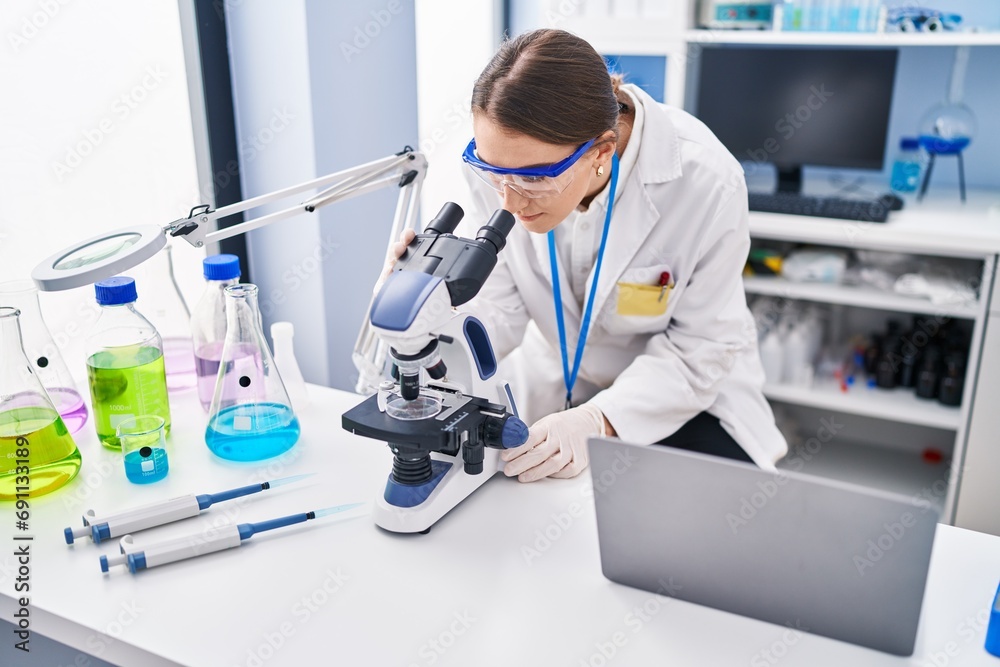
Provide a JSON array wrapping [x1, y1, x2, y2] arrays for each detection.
[[64, 474, 313, 545], [100, 503, 365, 573]]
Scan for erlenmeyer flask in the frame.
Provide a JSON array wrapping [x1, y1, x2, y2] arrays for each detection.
[[205, 284, 300, 461], [0, 280, 89, 433], [130, 246, 197, 393], [0, 307, 82, 499]]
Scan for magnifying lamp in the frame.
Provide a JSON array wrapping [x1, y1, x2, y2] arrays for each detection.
[[31, 148, 426, 292]]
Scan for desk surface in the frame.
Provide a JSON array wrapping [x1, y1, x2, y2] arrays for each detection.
[[748, 188, 1000, 258], [2, 385, 999, 667]]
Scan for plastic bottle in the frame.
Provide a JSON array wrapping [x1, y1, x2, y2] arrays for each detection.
[[915, 346, 942, 400], [85, 277, 171, 449], [783, 323, 811, 386], [937, 351, 965, 406], [759, 328, 785, 385], [875, 334, 900, 389], [0, 307, 81, 499], [890, 138, 923, 193], [191, 254, 242, 412], [133, 246, 197, 393], [271, 322, 309, 410]]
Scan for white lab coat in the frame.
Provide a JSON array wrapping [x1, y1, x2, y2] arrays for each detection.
[[458, 84, 788, 469]]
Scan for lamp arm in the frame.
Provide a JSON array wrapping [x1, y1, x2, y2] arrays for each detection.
[[164, 148, 426, 249], [351, 156, 425, 395]]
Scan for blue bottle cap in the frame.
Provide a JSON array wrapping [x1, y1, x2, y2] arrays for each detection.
[[900, 137, 920, 151], [203, 254, 241, 281], [95, 276, 137, 306]]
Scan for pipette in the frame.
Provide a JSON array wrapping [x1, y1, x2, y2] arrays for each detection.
[[64, 474, 313, 545], [100, 503, 365, 573]]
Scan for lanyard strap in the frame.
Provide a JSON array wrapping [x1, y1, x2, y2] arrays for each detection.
[[547, 152, 619, 410]]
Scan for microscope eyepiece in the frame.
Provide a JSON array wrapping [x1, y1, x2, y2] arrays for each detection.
[[476, 209, 516, 254], [425, 202, 464, 236]]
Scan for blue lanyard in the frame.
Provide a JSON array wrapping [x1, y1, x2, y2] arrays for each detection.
[[547, 152, 619, 411]]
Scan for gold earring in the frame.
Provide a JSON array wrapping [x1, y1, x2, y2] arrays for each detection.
[[596, 165, 605, 177]]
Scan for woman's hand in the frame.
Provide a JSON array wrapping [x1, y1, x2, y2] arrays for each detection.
[[501, 403, 607, 482], [373, 228, 416, 293]]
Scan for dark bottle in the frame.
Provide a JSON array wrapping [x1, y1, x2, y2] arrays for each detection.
[[875, 334, 900, 389], [898, 339, 920, 388], [898, 319, 923, 388], [915, 345, 942, 400], [864, 333, 883, 376], [938, 351, 966, 406]]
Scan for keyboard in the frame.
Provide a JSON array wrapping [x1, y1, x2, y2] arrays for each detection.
[[748, 192, 890, 223]]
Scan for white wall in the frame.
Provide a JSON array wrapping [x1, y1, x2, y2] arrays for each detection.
[[224, 0, 421, 391], [414, 0, 500, 226], [223, 0, 330, 385], [0, 0, 202, 381]]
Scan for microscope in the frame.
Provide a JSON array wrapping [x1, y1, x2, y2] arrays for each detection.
[[342, 203, 529, 533]]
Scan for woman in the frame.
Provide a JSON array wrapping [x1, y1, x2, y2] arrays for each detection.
[[388, 29, 787, 482]]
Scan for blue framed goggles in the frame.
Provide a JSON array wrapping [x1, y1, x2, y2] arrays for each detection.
[[462, 138, 596, 199]]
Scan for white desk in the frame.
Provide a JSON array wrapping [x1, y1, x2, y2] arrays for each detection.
[[2, 385, 999, 666], [748, 189, 1000, 258]]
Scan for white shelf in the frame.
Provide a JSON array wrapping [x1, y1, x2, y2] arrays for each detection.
[[743, 276, 978, 318], [685, 28, 1000, 47], [763, 380, 962, 430], [746, 191, 1000, 258], [777, 438, 950, 512]]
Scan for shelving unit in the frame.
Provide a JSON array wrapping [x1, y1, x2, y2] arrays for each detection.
[[545, 0, 1000, 530], [747, 208, 996, 523], [763, 381, 962, 430], [776, 438, 951, 512], [743, 276, 979, 318], [684, 29, 1000, 47]]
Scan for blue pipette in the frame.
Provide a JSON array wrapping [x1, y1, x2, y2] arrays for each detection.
[[100, 503, 365, 573], [64, 474, 314, 544]]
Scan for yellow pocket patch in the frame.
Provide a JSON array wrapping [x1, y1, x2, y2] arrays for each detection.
[[616, 282, 671, 316]]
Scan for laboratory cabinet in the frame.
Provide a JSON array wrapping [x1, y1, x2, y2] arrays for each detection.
[[744, 208, 997, 526], [534, 0, 1000, 531], [955, 301, 1000, 533]]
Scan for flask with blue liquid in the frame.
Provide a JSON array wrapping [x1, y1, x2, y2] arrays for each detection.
[[205, 284, 299, 461]]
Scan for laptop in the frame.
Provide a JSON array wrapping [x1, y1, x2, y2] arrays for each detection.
[[588, 438, 939, 656]]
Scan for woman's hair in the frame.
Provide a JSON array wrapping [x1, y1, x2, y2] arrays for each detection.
[[471, 29, 625, 146]]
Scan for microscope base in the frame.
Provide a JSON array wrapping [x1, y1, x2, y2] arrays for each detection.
[[374, 450, 502, 533]]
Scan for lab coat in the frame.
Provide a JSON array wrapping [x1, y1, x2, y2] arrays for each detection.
[[458, 84, 788, 469]]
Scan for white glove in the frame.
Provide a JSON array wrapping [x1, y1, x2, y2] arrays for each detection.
[[501, 403, 607, 483], [373, 228, 416, 294]]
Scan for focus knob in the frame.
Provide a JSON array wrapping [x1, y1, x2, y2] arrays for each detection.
[[501, 416, 529, 448]]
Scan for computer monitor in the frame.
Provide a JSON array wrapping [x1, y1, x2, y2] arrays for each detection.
[[692, 47, 899, 193]]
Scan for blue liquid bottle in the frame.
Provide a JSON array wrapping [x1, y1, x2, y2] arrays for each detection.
[[205, 284, 299, 461], [890, 137, 924, 193]]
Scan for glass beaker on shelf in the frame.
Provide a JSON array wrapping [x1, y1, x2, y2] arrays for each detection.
[[0, 280, 89, 433], [0, 307, 82, 500], [205, 284, 300, 462]]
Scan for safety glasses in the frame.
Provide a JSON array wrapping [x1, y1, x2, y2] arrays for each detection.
[[462, 138, 596, 199]]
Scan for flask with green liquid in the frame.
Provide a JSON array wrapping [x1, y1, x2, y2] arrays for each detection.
[[86, 277, 171, 449], [0, 306, 81, 499]]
